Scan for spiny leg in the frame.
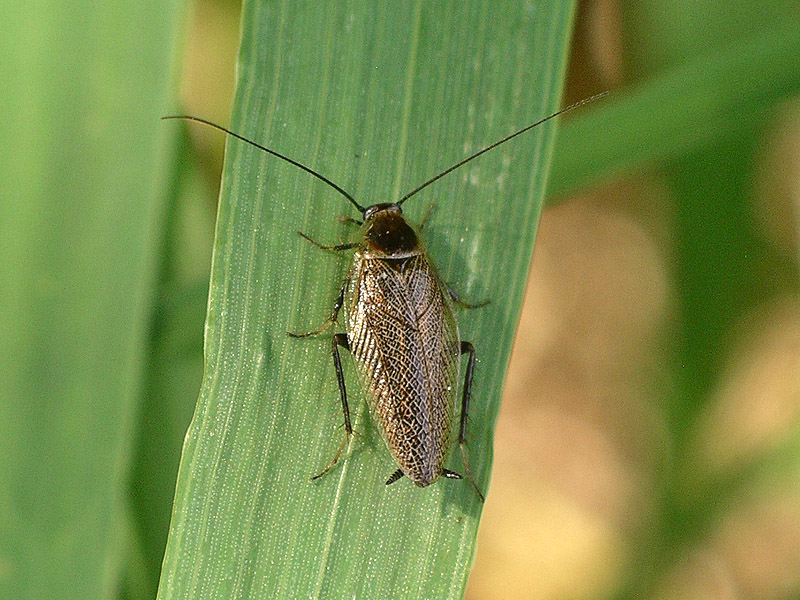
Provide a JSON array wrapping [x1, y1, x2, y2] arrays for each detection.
[[297, 230, 358, 253], [288, 228, 354, 337], [458, 341, 485, 502], [287, 279, 346, 338], [310, 333, 354, 481]]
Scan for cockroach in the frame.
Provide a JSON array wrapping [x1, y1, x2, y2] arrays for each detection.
[[164, 92, 606, 502]]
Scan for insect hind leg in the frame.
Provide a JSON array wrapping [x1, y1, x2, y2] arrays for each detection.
[[310, 333, 354, 481], [458, 341, 485, 502]]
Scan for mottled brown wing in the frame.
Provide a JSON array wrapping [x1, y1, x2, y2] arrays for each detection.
[[345, 253, 460, 485]]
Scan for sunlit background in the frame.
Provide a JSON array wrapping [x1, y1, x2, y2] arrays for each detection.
[[176, 0, 800, 598]]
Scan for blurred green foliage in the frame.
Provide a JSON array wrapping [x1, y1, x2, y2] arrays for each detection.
[[0, 1, 183, 599], [616, 3, 800, 599]]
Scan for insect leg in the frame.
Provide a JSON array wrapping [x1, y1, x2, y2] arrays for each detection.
[[297, 230, 358, 252], [288, 278, 347, 338], [458, 341, 485, 502], [331, 334, 353, 435], [447, 286, 490, 310], [311, 333, 353, 481]]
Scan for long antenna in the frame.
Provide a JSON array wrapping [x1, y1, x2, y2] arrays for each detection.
[[397, 91, 608, 205], [161, 115, 366, 214]]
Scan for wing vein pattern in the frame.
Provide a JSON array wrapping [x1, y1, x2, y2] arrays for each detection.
[[346, 254, 460, 484]]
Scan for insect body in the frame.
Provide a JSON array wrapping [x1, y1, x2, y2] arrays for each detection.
[[163, 92, 606, 503], [293, 203, 481, 496], [347, 206, 464, 488]]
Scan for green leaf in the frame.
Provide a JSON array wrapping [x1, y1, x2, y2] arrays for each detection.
[[158, 2, 576, 599], [0, 1, 182, 599]]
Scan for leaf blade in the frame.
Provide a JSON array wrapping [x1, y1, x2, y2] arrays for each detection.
[[158, 2, 576, 598]]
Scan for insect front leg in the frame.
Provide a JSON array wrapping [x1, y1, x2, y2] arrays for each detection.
[[297, 230, 358, 253], [458, 341, 485, 502], [310, 333, 353, 481]]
